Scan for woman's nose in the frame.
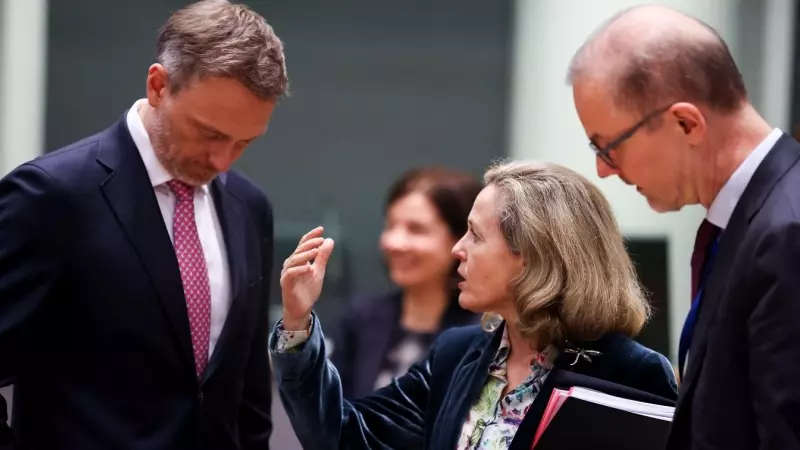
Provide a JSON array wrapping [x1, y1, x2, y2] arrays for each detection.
[[451, 236, 466, 260], [382, 229, 409, 251]]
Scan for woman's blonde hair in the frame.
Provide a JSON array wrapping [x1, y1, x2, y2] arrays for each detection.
[[483, 160, 649, 349]]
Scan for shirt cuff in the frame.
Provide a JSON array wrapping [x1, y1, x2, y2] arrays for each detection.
[[274, 317, 313, 354]]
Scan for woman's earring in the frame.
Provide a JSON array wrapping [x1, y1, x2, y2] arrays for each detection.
[[480, 312, 504, 332]]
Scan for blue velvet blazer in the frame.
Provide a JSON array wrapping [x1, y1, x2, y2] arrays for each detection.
[[330, 289, 479, 399], [270, 317, 678, 450]]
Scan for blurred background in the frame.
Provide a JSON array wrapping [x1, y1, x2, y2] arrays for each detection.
[[0, 0, 795, 447]]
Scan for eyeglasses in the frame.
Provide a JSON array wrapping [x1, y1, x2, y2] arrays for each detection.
[[589, 105, 672, 169]]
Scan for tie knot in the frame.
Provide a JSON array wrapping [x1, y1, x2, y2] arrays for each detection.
[[695, 219, 721, 250], [166, 179, 194, 201], [690, 218, 722, 301]]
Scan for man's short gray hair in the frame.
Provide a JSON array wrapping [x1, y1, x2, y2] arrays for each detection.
[[156, 0, 288, 101], [567, 6, 747, 116]]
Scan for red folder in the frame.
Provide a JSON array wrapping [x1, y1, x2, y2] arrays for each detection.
[[532, 387, 573, 447]]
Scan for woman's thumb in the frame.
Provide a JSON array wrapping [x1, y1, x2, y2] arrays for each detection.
[[314, 238, 335, 269]]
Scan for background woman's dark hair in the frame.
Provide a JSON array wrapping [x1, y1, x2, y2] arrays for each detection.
[[385, 166, 483, 242]]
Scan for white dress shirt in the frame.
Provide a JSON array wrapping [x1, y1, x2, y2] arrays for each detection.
[[707, 128, 783, 229], [126, 99, 231, 358]]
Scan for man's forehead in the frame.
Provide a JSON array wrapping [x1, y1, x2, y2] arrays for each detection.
[[573, 81, 632, 132], [573, 78, 614, 108], [573, 82, 612, 129]]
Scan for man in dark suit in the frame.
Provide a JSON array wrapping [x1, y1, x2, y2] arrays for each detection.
[[0, 1, 286, 448], [567, 5, 800, 449]]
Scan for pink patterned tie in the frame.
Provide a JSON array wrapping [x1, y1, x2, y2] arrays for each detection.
[[167, 180, 211, 378]]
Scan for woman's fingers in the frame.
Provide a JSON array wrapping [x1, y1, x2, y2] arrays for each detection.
[[281, 228, 330, 278], [297, 226, 324, 247], [282, 247, 319, 272], [294, 237, 325, 254], [280, 264, 312, 282]]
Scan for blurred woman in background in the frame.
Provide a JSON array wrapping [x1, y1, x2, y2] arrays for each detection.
[[331, 167, 483, 399]]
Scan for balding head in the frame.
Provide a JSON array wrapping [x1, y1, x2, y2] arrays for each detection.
[[568, 5, 747, 116]]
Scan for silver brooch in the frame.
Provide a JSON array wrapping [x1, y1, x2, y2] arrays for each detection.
[[563, 347, 602, 366]]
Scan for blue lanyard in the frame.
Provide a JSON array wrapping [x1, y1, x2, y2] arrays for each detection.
[[678, 236, 721, 378]]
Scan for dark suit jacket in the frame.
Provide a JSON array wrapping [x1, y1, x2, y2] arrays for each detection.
[[667, 134, 800, 450], [0, 115, 274, 450], [330, 290, 479, 399], [271, 317, 677, 450]]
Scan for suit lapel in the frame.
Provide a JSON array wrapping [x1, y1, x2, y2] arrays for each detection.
[[439, 324, 503, 448], [508, 369, 560, 450], [203, 176, 248, 380], [677, 134, 800, 409], [675, 211, 744, 405], [508, 339, 602, 450], [97, 118, 195, 374]]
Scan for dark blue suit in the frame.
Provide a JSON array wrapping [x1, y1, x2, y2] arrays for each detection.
[[0, 115, 275, 449], [271, 317, 677, 450], [667, 134, 800, 449]]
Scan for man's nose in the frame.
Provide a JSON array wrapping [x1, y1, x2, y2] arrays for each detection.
[[208, 146, 237, 173], [596, 156, 621, 179]]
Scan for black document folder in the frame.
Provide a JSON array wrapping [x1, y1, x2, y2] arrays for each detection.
[[533, 387, 672, 450]]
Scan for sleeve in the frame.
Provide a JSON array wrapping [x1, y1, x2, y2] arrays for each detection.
[[0, 163, 66, 450], [630, 351, 679, 401], [274, 319, 312, 354], [269, 314, 429, 450], [747, 221, 800, 449], [237, 195, 275, 450]]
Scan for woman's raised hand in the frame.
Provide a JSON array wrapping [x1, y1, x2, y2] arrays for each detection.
[[279, 226, 335, 330]]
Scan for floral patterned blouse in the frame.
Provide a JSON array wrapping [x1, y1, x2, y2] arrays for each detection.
[[455, 327, 557, 450]]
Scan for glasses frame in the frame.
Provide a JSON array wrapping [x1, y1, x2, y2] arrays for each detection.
[[589, 104, 672, 169]]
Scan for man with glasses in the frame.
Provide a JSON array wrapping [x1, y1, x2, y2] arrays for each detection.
[[569, 5, 800, 450]]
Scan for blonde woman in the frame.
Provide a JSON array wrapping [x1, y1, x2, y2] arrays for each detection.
[[271, 161, 677, 449]]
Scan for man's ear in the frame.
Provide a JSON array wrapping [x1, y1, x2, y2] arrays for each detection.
[[146, 64, 169, 107], [670, 103, 705, 144]]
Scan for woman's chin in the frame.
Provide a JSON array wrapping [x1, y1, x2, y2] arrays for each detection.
[[389, 271, 426, 288], [457, 292, 484, 313]]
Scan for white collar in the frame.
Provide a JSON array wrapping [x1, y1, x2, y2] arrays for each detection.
[[707, 128, 783, 229], [126, 99, 172, 187]]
